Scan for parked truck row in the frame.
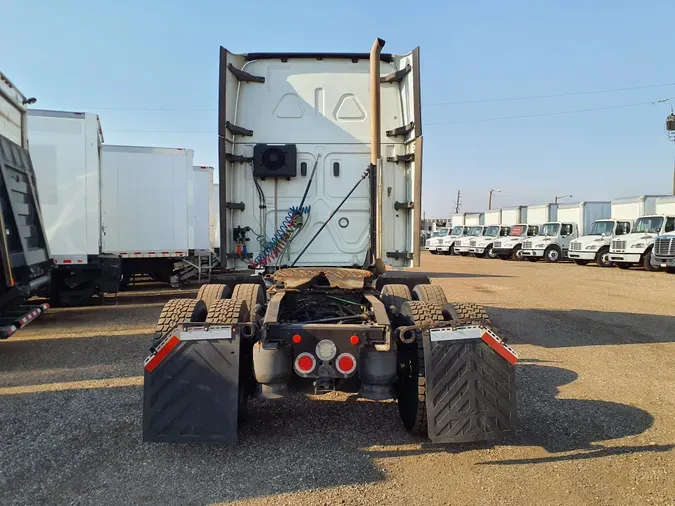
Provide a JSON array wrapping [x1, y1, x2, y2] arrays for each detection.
[[426, 196, 675, 272]]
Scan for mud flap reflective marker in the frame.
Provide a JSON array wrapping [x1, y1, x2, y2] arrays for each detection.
[[430, 325, 518, 366], [144, 335, 180, 372], [480, 330, 518, 366]]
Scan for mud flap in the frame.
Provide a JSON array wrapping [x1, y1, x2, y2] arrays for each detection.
[[143, 325, 241, 444], [423, 325, 517, 443]]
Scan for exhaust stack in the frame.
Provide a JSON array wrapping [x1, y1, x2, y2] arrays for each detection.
[[370, 38, 386, 272]]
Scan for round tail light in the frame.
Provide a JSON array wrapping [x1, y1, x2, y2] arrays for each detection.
[[335, 353, 357, 375], [294, 352, 316, 375]]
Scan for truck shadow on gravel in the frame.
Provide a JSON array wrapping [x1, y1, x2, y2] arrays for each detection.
[[488, 306, 675, 346], [416, 271, 512, 279]]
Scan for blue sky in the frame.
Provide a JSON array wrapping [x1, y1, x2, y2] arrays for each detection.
[[3, 0, 674, 216]]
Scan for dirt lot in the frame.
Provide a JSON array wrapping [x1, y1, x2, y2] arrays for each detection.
[[1, 255, 674, 506]]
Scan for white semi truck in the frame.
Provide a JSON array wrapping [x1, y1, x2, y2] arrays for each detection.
[[468, 208, 511, 259], [609, 195, 672, 271], [142, 39, 517, 446], [437, 213, 467, 255], [424, 226, 450, 254], [492, 206, 539, 260], [521, 202, 611, 263], [454, 212, 484, 256], [568, 196, 646, 267], [651, 196, 675, 273]]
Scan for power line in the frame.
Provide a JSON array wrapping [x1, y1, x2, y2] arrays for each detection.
[[424, 98, 674, 126], [106, 98, 674, 133], [80, 82, 675, 112], [425, 82, 675, 106]]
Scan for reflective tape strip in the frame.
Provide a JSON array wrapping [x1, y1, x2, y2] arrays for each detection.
[[481, 329, 518, 365], [430, 325, 484, 342], [144, 335, 180, 372]]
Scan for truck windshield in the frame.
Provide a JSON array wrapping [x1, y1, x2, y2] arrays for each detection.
[[451, 226, 464, 236], [438, 229, 449, 237], [538, 223, 560, 237], [485, 226, 500, 237], [467, 227, 483, 236], [509, 225, 526, 237], [634, 217, 663, 234], [588, 220, 614, 236]]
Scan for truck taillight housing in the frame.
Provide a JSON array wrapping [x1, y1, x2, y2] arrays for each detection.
[[336, 353, 357, 375], [294, 353, 316, 374]]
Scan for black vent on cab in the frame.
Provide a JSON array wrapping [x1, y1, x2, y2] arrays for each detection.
[[253, 144, 297, 179]]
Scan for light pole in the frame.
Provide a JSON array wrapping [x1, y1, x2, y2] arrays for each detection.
[[554, 194, 572, 204], [488, 189, 502, 210]]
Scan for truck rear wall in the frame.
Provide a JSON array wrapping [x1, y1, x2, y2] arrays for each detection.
[[558, 202, 610, 235], [192, 166, 214, 252], [0, 71, 27, 148], [28, 110, 101, 259], [611, 195, 665, 219], [464, 213, 484, 226], [501, 206, 525, 225], [451, 214, 464, 227], [221, 49, 421, 268], [484, 210, 501, 225], [101, 146, 194, 255], [655, 196, 675, 215], [526, 204, 557, 224]]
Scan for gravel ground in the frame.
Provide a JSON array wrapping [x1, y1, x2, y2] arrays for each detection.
[[0, 258, 674, 506]]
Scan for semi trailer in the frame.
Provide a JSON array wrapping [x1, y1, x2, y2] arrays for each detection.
[[609, 195, 673, 271], [521, 202, 610, 263], [568, 197, 643, 267], [143, 39, 518, 445], [0, 71, 51, 337]]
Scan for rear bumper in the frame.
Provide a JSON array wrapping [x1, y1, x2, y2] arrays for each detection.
[[568, 251, 596, 260], [521, 249, 544, 258], [608, 252, 641, 263]]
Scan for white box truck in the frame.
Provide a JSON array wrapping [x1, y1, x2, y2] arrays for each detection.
[[467, 208, 510, 258], [493, 206, 538, 260], [143, 39, 517, 446], [0, 73, 51, 337], [609, 195, 671, 271], [438, 220, 468, 255], [651, 196, 675, 273], [522, 201, 610, 263], [424, 226, 451, 254], [28, 109, 121, 305], [568, 196, 646, 267]]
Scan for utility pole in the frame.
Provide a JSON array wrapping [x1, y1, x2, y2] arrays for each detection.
[[454, 190, 461, 214], [554, 194, 572, 204], [488, 189, 502, 210]]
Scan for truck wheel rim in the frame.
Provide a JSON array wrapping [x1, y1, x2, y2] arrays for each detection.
[[601, 252, 610, 265], [515, 249, 523, 259], [549, 250, 559, 261]]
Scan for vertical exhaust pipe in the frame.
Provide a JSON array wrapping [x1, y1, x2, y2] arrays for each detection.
[[370, 38, 386, 272]]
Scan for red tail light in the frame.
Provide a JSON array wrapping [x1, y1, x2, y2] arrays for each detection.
[[336, 353, 357, 375], [349, 335, 360, 345], [294, 352, 316, 374], [292, 334, 302, 344]]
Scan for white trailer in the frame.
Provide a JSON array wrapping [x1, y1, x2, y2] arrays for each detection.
[[521, 202, 610, 263], [28, 109, 121, 305], [193, 165, 215, 252], [568, 197, 645, 267], [609, 195, 673, 271], [656, 196, 675, 215], [451, 213, 464, 227], [525, 203, 557, 225]]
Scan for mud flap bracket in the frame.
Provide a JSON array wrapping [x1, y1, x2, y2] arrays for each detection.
[[143, 325, 241, 444], [422, 325, 517, 443]]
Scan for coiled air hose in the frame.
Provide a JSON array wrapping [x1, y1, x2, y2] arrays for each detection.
[[249, 206, 310, 268]]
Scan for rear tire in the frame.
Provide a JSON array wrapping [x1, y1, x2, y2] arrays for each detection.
[[596, 247, 613, 268], [396, 301, 445, 436], [205, 299, 251, 424], [154, 298, 208, 339], [412, 284, 448, 306], [380, 284, 411, 313], [232, 284, 266, 319], [197, 283, 232, 311], [573, 259, 590, 266]]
